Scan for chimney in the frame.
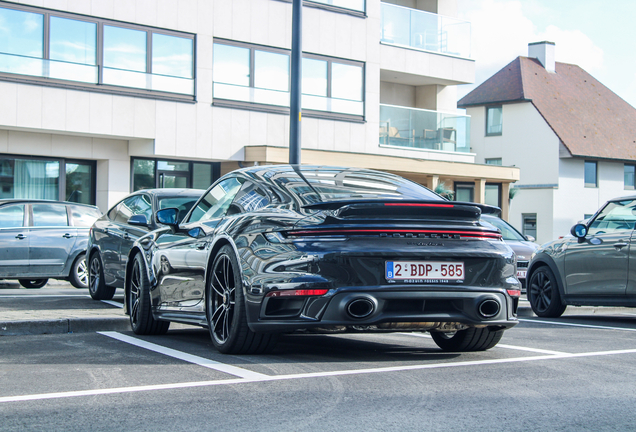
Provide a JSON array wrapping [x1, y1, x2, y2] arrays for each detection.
[[528, 41, 556, 73]]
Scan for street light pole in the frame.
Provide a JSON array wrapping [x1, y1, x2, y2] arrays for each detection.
[[289, 0, 302, 165]]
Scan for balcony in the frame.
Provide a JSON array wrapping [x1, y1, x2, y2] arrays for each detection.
[[380, 3, 471, 59], [380, 104, 470, 153]]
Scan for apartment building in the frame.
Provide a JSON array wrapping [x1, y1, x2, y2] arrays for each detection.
[[0, 0, 519, 215]]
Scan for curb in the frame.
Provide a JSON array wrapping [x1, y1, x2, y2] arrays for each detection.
[[517, 305, 635, 318], [0, 317, 130, 336]]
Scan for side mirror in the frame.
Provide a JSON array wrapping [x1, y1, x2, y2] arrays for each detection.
[[156, 208, 179, 226], [127, 214, 149, 227], [525, 235, 536, 242], [570, 223, 587, 239]]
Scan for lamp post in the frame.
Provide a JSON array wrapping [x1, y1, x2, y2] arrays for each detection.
[[289, 0, 302, 165]]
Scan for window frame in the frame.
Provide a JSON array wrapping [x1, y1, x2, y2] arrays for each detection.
[[522, 213, 537, 239], [212, 39, 366, 122], [0, 1, 196, 102], [0, 154, 96, 205], [130, 157, 220, 192], [485, 158, 502, 166], [625, 164, 635, 190], [584, 160, 598, 188], [485, 105, 503, 136]]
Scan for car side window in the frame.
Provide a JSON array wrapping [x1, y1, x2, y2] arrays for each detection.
[[0, 204, 25, 228], [189, 177, 243, 223], [231, 181, 270, 213], [32, 204, 69, 227], [114, 196, 139, 224], [135, 194, 153, 221], [588, 199, 636, 235], [70, 205, 102, 227]]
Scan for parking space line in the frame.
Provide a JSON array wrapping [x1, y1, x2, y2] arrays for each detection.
[[3, 347, 636, 404], [101, 300, 123, 308], [520, 318, 636, 332], [99, 331, 268, 380], [402, 332, 567, 355]]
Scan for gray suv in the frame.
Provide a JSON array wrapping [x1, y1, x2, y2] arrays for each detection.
[[0, 200, 102, 288]]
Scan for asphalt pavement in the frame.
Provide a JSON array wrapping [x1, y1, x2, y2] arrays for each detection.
[[3, 281, 636, 336]]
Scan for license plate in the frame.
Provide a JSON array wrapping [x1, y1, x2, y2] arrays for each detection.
[[517, 270, 527, 279], [386, 261, 464, 281]]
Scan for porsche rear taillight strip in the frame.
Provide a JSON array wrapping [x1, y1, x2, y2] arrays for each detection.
[[286, 229, 502, 240], [265, 289, 329, 297], [384, 203, 455, 208]]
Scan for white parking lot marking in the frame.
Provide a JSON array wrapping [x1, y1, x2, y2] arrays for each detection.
[[100, 300, 123, 308], [99, 331, 268, 380], [401, 332, 568, 355], [2, 347, 636, 404], [520, 318, 636, 332]]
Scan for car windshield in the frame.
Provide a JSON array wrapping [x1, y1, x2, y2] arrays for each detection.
[[481, 215, 526, 241], [259, 167, 442, 206]]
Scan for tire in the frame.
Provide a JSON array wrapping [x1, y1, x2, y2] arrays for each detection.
[[18, 279, 48, 289], [69, 253, 88, 288], [88, 253, 116, 300], [128, 253, 170, 335], [207, 245, 278, 354], [528, 266, 566, 318], [431, 327, 505, 351]]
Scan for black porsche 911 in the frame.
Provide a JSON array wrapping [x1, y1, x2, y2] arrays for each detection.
[[125, 165, 520, 354]]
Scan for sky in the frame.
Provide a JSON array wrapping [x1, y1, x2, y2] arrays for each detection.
[[456, 0, 636, 108]]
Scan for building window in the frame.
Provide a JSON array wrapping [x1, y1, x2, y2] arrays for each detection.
[[625, 164, 635, 190], [131, 158, 220, 192], [212, 40, 364, 119], [485, 158, 502, 165], [584, 161, 597, 188], [486, 106, 502, 135], [485, 184, 501, 207], [0, 155, 95, 204], [454, 183, 474, 202], [522, 214, 537, 239], [0, 2, 194, 98]]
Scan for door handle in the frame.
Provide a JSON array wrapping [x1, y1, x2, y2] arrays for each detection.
[[62, 233, 74, 239], [196, 242, 206, 250], [614, 242, 628, 249], [15, 234, 26, 240], [123, 233, 131, 240]]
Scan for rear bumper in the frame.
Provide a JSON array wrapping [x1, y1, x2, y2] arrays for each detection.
[[247, 286, 519, 333]]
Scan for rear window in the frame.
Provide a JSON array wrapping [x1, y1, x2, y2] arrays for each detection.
[[263, 168, 441, 206]]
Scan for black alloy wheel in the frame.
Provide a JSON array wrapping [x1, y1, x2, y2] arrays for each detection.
[[69, 253, 89, 288], [528, 266, 566, 318], [430, 327, 504, 351], [128, 254, 169, 335], [206, 245, 278, 354], [18, 279, 48, 289], [88, 253, 116, 300]]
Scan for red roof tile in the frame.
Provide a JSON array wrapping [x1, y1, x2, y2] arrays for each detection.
[[458, 57, 636, 161]]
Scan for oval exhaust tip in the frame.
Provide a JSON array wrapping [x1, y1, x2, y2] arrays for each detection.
[[346, 298, 375, 319], [478, 299, 500, 318]]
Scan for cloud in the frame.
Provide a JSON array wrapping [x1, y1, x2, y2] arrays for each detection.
[[457, 0, 605, 98]]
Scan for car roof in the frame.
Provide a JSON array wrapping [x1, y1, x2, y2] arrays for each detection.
[[0, 199, 99, 209], [129, 188, 206, 198]]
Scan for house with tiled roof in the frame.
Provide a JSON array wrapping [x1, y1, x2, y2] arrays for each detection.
[[458, 41, 636, 244]]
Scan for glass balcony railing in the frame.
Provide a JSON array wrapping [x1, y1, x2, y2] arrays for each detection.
[[307, 0, 365, 13], [0, 52, 194, 95], [380, 3, 471, 58], [380, 104, 470, 153]]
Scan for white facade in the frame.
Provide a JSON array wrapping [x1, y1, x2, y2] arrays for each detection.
[[468, 100, 632, 244], [0, 0, 518, 213]]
